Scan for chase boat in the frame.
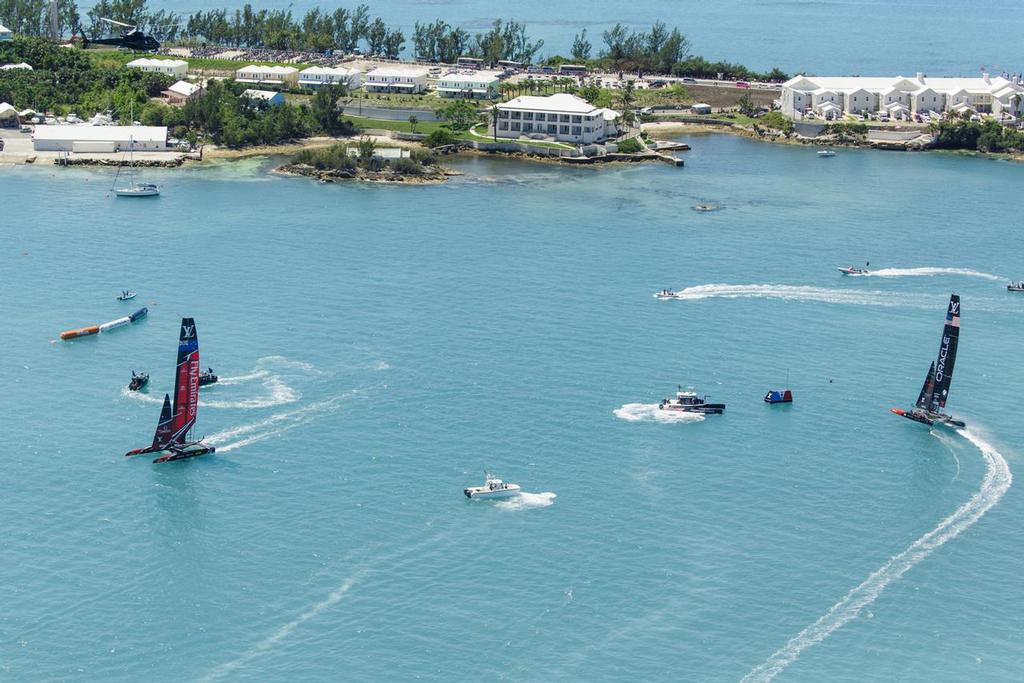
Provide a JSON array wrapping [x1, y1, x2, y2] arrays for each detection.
[[464, 474, 521, 499], [659, 388, 725, 414], [655, 289, 677, 299], [1007, 281, 1024, 292], [128, 371, 149, 391], [199, 368, 218, 386], [117, 290, 137, 301], [838, 264, 869, 275]]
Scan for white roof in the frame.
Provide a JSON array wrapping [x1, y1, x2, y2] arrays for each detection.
[[499, 93, 606, 115], [367, 65, 429, 78], [1, 62, 32, 70], [127, 58, 187, 68], [242, 89, 282, 101], [32, 125, 167, 143], [167, 80, 202, 97], [438, 71, 501, 85], [0, 102, 16, 117], [597, 108, 620, 121], [238, 65, 298, 75], [786, 73, 1022, 97], [0, 24, 11, 33], [299, 66, 358, 77]]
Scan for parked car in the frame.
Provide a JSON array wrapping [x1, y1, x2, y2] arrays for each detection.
[[681, 77, 697, 84], [735, 81, 750, 88]]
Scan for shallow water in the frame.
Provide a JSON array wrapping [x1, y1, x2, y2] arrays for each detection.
[[2, 135, 1023, 681]]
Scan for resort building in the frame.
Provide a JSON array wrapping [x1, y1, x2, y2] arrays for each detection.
[[493, 93, 620, 144], [241, 89, 285, 106], [32, 125, 168, 153], [435, 71, 501, 99], [164, 80, 204, 105], [298, 66, 361, 90], [0, 23, 12, 41], [780, 73, 1024, 120], [235, 65, 299, 87], [363, 66, 429, 94], [126, 58, 188, 79]]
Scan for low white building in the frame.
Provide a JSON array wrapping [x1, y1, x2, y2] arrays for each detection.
[[781, 73, 1024, 119], [126, 58, 188, 79], [0, 102, 18, 126], [1, 62, 32, 71], [0, 23, 12, 41], [436, 71, 501, 99], [493, 93, 620, 144], [164, 80, 204, 105], [32, 125, 168, 153], [298, 66, 361, 90], [363, 66, 429, 94], [241, 89, 285, 106], [236, 65, 299, 87]]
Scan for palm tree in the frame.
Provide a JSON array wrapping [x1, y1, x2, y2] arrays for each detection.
[[408, 114, 418, 133], [490, 105, 499, 142], [620, 78, 636, 126]]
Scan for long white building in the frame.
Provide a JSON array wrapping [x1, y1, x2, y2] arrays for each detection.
[[32, 125, 168, 153], [127, 58, 188, 79], [363, 66, 429, 94], [298, 66, 361, 90], [235, 65, 299, 87], [781, 73, 1024, 120], [493, 93, 620, 144], [436, 71, 501, 99]]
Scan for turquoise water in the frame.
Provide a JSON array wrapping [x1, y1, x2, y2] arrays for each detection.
[[2, 137, 1024, 681], [160, 0, 1024, 75]]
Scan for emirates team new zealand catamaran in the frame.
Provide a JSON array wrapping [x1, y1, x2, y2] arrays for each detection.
[[125, 318, 216, 463], [891, 294, 965, 428]]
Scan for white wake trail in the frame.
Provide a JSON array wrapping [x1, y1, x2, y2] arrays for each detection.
[[669, 284, 931, 309], [742, 428, 1011, 683], [866, 267, 1003, 281], [495, 491, 557, 511], [205, 392, 357, 452], [614, 403, 705, 424]]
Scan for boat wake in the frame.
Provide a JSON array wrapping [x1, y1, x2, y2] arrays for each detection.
[[741, 428, 1011, 683], [669, 284, 931, 308], [201, 376, 300, 410], [206, 392, 358, 452], [614, 403, 705, 423], [496, 491, 557, 511], [865, 267, 1002, 281]]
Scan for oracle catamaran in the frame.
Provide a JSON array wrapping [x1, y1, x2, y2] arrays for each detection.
[[891, 294, 965, 428], [125, 317, 216, 463]]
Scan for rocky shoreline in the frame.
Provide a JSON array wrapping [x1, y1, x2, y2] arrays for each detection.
[[277, 162, 457, 184]]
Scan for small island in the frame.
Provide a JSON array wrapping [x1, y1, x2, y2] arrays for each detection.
[[278, 138, 452, 184]]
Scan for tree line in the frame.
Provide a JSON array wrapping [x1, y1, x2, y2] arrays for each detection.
[[412, 19, 543, 65]]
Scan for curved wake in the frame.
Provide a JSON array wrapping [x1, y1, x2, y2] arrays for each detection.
[[614, 403, 705, 424], [742, 428, 1011, 682], [206, 392, 358, 452], [668, 284, 931, 309], [865, 267, 1002, 281]]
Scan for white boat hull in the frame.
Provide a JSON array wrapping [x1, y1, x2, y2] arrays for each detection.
[[464, 484, 521, 499], [115, 186, 160, 197]]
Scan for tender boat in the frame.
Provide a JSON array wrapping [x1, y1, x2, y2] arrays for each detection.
[[659, 388, 726, 414], [128, 371, 149, 391], [655, 289, 677, 299], [464, 474, 522, 499], [817, 149, 836, 157], [838, 265, 869, 275], [117, 290, 137, 301], [1007, 281, 1024, 292], [199, 368, 219, 386]]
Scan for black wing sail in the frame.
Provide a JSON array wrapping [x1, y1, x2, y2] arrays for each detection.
[[151, 394, 174, 449], [929, 294, 960, 412], [915, 362, 936, 409]]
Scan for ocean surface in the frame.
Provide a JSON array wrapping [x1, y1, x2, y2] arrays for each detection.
[[151, 0, 1024, 76], [2, 136, 1024, 681]]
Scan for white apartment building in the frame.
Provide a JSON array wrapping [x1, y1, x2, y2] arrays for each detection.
[[127, 58, 188, 79], [781, 73, 1024, 120], [436, 71, 501, 99], [298, 66, 361, 90], [493, 93, 620, 144], [363, 66, 429, 94], [235, 65, 299, 87]]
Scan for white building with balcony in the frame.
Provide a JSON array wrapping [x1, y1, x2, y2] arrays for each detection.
[[127, 58, 188, 79], [436, 71, 501, 99], [493, 93, 620, 144], [235, 65, 299, 87], [780, 73, 1024, 120], [298, 66, 361, 90], [363, 66, 429, 94]]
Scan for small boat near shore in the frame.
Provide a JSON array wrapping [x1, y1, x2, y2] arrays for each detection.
[[818, 149, 836, 157], [128, 371, 149, 391], [659, 387, 725, 414], [464, 473, 521, 499]]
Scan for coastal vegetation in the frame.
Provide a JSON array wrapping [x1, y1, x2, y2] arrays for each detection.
[[930, 115, 1024, 153], [286, 139, 447, 182]]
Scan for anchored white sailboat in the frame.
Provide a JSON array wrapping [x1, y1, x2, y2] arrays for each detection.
[[112, 133, 160, 197]]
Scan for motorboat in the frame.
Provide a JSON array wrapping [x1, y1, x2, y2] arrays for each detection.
[[692, 204, 719, 212], [659, 388, 725, 414], [1007, 281, 1024, 292], [128, 371, 149, 391], [199, 368, 219, 386], [764, 389, 793, 403], [464, 474, 522, 499], [114, 183, 160, 197], [838, 265, 869, 275], [117, 290, 137, 301], [817, 149, 836, 157], [655, 289, 677, 299]]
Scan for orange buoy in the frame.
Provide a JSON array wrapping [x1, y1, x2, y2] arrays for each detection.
[[60, 326, 100, 340]]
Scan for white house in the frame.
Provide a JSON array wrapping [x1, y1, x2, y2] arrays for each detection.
[[493, 93, 620, 144], [32, 125, 168, 153], [126, 58, 188, 79], [0, 102, 18, 126], [436, 71, 501, 99], [0, 23, 12, 41], [1, 62, 32, 71], [298, 66, 361, 90], [164, 80, 204, 105], [781, 73, 1024, 119], [241, 89, 285, 106], [235, 65, 299, 87], [363, 66, 429, 94]]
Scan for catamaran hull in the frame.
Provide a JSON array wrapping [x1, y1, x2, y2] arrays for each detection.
[[890, 408, 965, 428], [153, 446, 216, 464]]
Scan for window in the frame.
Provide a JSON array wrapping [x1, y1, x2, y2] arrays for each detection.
[[512, 111, 521, 119], [572, 115, 582, 123], [499, 122, 508, 130], [511, 122, 521, 131], [560, 125, 569, 134], [560, 115, 570, 122], [572, 126, 582, 135], [547, 124, 557, 134], [524, 112, 534, 120]]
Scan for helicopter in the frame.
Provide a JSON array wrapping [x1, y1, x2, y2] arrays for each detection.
[[80, 17, 160, 52]]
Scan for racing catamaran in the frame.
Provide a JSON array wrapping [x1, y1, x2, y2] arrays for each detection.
[[125, 317, 216, 462], [890, 294, 965, 427]]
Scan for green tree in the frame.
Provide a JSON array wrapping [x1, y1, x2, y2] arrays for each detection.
[[737, 92, 756, 116], [439, 99, 478, 132], [408, 114, 418, 133], [423, 128, 456, 147], [311, 82, 347, 135], [571, 29, 591, 62]]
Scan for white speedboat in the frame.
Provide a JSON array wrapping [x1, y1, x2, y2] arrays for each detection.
[[464, 474, 521, 499], [114, 183, 160, 197], [817, 149, 836, 157], [838, 265, 869, 275], [117, 290, 137, 301], [655, 289, 677, 299]]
